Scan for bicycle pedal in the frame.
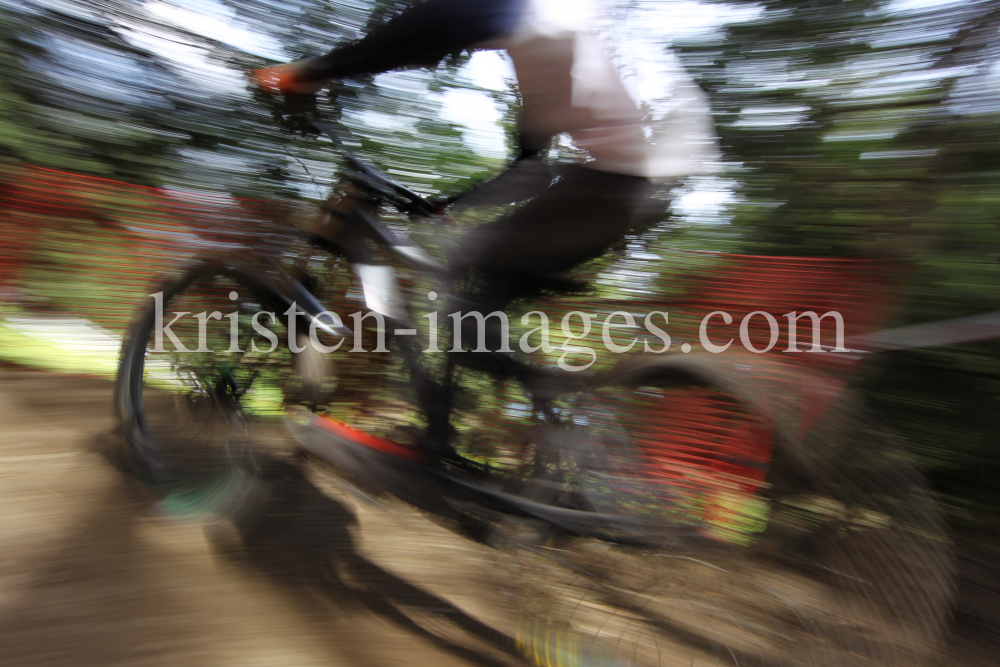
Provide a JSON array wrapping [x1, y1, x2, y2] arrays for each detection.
[[286, 407, 431, 499], [287, 408, 424, 461]]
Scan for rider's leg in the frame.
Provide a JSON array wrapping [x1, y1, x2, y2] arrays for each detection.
[[449, 166, 656, 352], [420, 166, 656, 460]]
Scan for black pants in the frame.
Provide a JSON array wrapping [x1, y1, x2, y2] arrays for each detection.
[[449, 165, 656, 337]]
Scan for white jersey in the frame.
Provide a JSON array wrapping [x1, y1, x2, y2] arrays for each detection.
[[494, 0, 721, 180]]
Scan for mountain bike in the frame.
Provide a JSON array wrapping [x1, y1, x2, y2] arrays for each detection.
[[114, 121, 954, 667]]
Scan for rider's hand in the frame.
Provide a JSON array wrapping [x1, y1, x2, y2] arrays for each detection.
[[250, 63, 326, 95], [250, 63, 331, 135]]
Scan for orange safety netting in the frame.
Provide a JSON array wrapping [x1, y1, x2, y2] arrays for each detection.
[[0, 164, 293, 333]]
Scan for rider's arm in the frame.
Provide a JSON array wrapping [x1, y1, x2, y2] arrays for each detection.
[[297, 0, 524, 83]]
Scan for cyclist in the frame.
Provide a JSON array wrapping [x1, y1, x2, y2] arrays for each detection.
[[253, 0, 719, 461]]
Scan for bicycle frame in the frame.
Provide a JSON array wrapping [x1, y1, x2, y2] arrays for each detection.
[[295, 150, 592, 399], [252, 154, 668, 539]]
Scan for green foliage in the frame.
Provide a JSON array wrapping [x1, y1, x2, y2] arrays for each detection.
[[0, 0, 508, 197], [0, 3, 189, 184], [677, 0, 1000, 526]]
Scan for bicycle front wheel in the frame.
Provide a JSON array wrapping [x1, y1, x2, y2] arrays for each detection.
[[115, 262, 332, 512]]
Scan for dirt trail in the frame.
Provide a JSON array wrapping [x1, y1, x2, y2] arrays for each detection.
[[0, 371, 517, 667], [2, 370, 999, 667]]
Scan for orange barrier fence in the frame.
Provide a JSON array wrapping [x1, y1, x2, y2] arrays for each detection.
[[0, 165, 294, 333]]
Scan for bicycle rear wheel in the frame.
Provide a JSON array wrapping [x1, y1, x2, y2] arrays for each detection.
[[496, 353, 953, 667]]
